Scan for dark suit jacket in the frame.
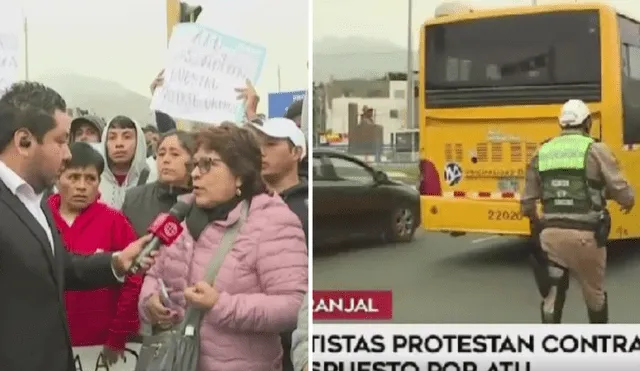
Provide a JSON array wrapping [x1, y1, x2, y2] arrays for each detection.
[[0, 181, 122, 371]]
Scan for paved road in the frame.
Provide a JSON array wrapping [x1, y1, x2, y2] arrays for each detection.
[[313, 231, 640, 323]]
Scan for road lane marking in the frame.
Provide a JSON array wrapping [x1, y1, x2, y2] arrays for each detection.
[[471, 235, 500, 244]]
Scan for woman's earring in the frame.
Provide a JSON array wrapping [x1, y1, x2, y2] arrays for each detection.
[[236, 187, 242, 197]]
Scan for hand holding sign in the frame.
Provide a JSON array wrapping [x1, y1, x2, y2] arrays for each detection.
[[150, 69, 165, 95], [235, 79, 260, 120], [235, 78, 258, 102]]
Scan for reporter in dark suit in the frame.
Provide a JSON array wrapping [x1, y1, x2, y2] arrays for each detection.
[[0, 82, 154, 371]]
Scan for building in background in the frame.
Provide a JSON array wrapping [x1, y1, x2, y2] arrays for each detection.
[[315, 72, 419, 161]]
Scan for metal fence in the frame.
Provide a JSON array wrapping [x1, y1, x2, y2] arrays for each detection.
[[316, 144, 419, 164]]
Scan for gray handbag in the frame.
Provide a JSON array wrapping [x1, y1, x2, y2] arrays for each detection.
[[134, 202, 248, 371]]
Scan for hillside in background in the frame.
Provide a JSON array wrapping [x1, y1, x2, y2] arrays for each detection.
[[313, 36, 418, 81], [37, 73, 154, 124]]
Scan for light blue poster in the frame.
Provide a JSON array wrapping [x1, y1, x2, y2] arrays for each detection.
[[151, 23, 267, 124]]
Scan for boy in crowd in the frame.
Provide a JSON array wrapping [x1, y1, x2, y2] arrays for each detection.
[[142, 125, 160, 157], [69, 115, 106, 143], [96, 115, 155, 209], [48, 142, 142, 367], [251, 117, 308, 238], [284, 99, 303, 128], [250, 117, 308, 371]]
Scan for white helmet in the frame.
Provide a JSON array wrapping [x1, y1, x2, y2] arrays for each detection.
[[559, 99, 590, 128]]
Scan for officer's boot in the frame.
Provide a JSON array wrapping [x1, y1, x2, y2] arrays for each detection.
[[540, 292, 567, 323], [587, 292, 608, 324], [540, 273, 569, 323], [528, 232, 551, 297], [530, 254, 551, 297]]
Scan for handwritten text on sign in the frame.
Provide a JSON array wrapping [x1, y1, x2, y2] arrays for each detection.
[[0, 32, 20, 94], [151, 24, 266, 124]]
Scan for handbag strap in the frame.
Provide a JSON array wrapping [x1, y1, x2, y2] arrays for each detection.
[[179, 201, 249, 335]]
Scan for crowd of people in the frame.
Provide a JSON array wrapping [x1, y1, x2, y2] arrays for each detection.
[[0, 74, 310, 371]]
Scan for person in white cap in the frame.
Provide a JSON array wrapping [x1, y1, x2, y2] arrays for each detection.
[[250, 117, 307, 239], [250, 117, 306, 371], [521, 99, 634, 324]]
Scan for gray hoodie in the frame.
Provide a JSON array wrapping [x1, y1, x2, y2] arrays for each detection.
[[69, 115, 107, 142], [90, 116, 155, 209]]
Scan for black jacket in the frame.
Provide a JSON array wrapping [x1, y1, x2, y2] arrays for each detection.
[[0, 182, 120, 371], [280, 180, 308, 243], [122, 182, 191, 237], [299, 156, 308, 180], [155, 111, 177, 133]]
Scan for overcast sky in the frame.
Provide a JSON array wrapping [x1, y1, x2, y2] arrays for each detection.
[[314, 0, 640, 48], [5, 0, 308, 97]]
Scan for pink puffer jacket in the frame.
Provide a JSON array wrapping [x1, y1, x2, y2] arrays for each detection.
[[138, 193, 308, 371]]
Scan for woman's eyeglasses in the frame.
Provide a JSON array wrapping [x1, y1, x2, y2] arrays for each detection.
[[193, 157, 219, 174]]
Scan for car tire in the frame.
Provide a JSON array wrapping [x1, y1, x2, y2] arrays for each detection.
[[386, 206, 417, 243]]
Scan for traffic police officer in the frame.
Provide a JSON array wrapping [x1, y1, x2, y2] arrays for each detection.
[[521, 99, 635, 323]]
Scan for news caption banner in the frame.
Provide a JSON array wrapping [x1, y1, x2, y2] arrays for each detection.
[[151, 23, 266, 124], [313, 324, 640, 371], [313, 291, 640, 370], [314, 290, 394, 321]]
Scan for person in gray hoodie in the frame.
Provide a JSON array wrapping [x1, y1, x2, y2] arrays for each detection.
[[69, 115, 106, 143], [93, 115, 156, 209]]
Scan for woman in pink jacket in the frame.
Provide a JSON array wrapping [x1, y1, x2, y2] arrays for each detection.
[[138, 123, 308, 371]]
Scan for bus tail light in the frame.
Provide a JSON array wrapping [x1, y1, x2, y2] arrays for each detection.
[[419, 159, 442, 196]]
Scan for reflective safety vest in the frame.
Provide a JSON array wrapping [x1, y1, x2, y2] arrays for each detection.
[[538, 134, 595, 215]]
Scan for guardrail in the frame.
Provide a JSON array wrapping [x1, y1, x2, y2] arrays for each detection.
[[318, 144, 419, 163]]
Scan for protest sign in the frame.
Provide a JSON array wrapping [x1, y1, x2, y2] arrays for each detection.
[[151, 23, 266, 124], [0, 7, 21, 93]]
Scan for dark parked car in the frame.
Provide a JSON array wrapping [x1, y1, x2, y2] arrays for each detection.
[[313, 148, 420, 247]]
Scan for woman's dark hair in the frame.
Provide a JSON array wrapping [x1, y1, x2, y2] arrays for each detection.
[[63, 142, 105, 176], [194, 123, 267, 198], [157, 129, 196, 156]]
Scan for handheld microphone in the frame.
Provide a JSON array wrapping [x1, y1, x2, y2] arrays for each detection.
[[128, 198, 194, 274]]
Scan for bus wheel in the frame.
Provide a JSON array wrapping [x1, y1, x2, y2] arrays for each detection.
[[387, 206, 416, 243]]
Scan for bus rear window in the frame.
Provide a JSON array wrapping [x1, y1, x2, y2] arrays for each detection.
[[425, 10, 601, 106]]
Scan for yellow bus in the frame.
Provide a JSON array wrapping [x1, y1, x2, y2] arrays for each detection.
[[418, 3, 640, 241]]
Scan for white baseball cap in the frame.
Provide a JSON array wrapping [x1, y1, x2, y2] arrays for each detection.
[[251, 117, 307, 159]]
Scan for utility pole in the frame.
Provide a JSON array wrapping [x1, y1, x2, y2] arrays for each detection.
[[277, 65, 282, 92], [24, 17, 29, 80], [406, 0, 415, 158]]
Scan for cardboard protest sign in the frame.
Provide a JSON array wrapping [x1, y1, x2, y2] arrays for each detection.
[[151, 23, 266, 124], [0, 6, 21, 93]]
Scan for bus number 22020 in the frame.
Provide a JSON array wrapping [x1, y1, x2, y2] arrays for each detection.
[[488, 210, 522, 221]]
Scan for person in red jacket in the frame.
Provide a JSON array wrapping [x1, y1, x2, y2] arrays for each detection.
[[48, 142, 142, 366]]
